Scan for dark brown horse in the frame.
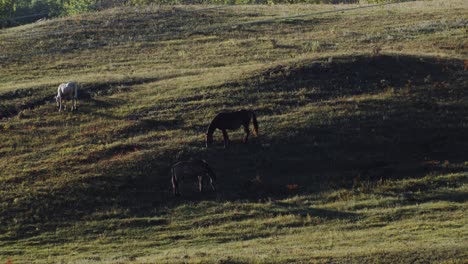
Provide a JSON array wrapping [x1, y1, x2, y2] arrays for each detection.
[[205, 109, 258, 148], [171, 160, 216, 196]]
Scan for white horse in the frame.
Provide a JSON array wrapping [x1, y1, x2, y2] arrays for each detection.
[[55, 82, 78, 112]]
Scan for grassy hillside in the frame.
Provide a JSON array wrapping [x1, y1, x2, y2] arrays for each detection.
[[0, 1, 467, 263]]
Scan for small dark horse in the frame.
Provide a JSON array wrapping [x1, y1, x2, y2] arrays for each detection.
[[171, 160, 216, 196], [205, 109, 259, 148]]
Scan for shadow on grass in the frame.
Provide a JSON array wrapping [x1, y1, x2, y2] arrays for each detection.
[[2, 55, 466, 240], [420, 189, 468, 203]]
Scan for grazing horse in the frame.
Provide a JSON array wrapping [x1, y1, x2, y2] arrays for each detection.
[[171, 160, 217, 196], [205, 109, 258, 148], [55, 82, 78, 112]]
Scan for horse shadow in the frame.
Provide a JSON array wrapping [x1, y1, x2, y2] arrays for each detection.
[[181, 55, 468, 201], [5, 55, 467, 241], [113, 55, 466, 208]]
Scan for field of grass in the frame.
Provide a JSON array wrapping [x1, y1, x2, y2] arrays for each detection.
[[0, 0, 467, 263]]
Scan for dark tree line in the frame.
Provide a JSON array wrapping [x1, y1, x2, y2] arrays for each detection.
[[0, 0, 128, 27]]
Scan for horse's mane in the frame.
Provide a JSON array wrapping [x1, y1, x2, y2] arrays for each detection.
[[206, 116, 218, 136]]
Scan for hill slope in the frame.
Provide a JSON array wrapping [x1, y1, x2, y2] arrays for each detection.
[[0, 1, 467, 263]]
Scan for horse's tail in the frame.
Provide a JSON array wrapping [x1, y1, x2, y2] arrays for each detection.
[[251, 111, 259, 136], [74, 83, 78, 99]]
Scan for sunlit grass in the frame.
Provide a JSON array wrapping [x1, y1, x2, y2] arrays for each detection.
[[0, 0, 467, 263]]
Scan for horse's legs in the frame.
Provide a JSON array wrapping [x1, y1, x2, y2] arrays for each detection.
[[243, 123, 250, 143], [198, 175, 204, 192], [209, 175, 216, 192], [171, 171, 180, 196], [222, 129, 230, 148], [172, 179, 179, 196], [59, 98, 63, 112]]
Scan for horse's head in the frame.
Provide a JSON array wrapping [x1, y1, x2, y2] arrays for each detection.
[[54, 95, 60, 106], [205, 133, 213, 148]]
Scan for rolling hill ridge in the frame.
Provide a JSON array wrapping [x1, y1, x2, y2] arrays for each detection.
[[0, 1, 467, 262]]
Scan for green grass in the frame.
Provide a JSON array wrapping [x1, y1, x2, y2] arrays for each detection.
[[0, 0, 467, 263]]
